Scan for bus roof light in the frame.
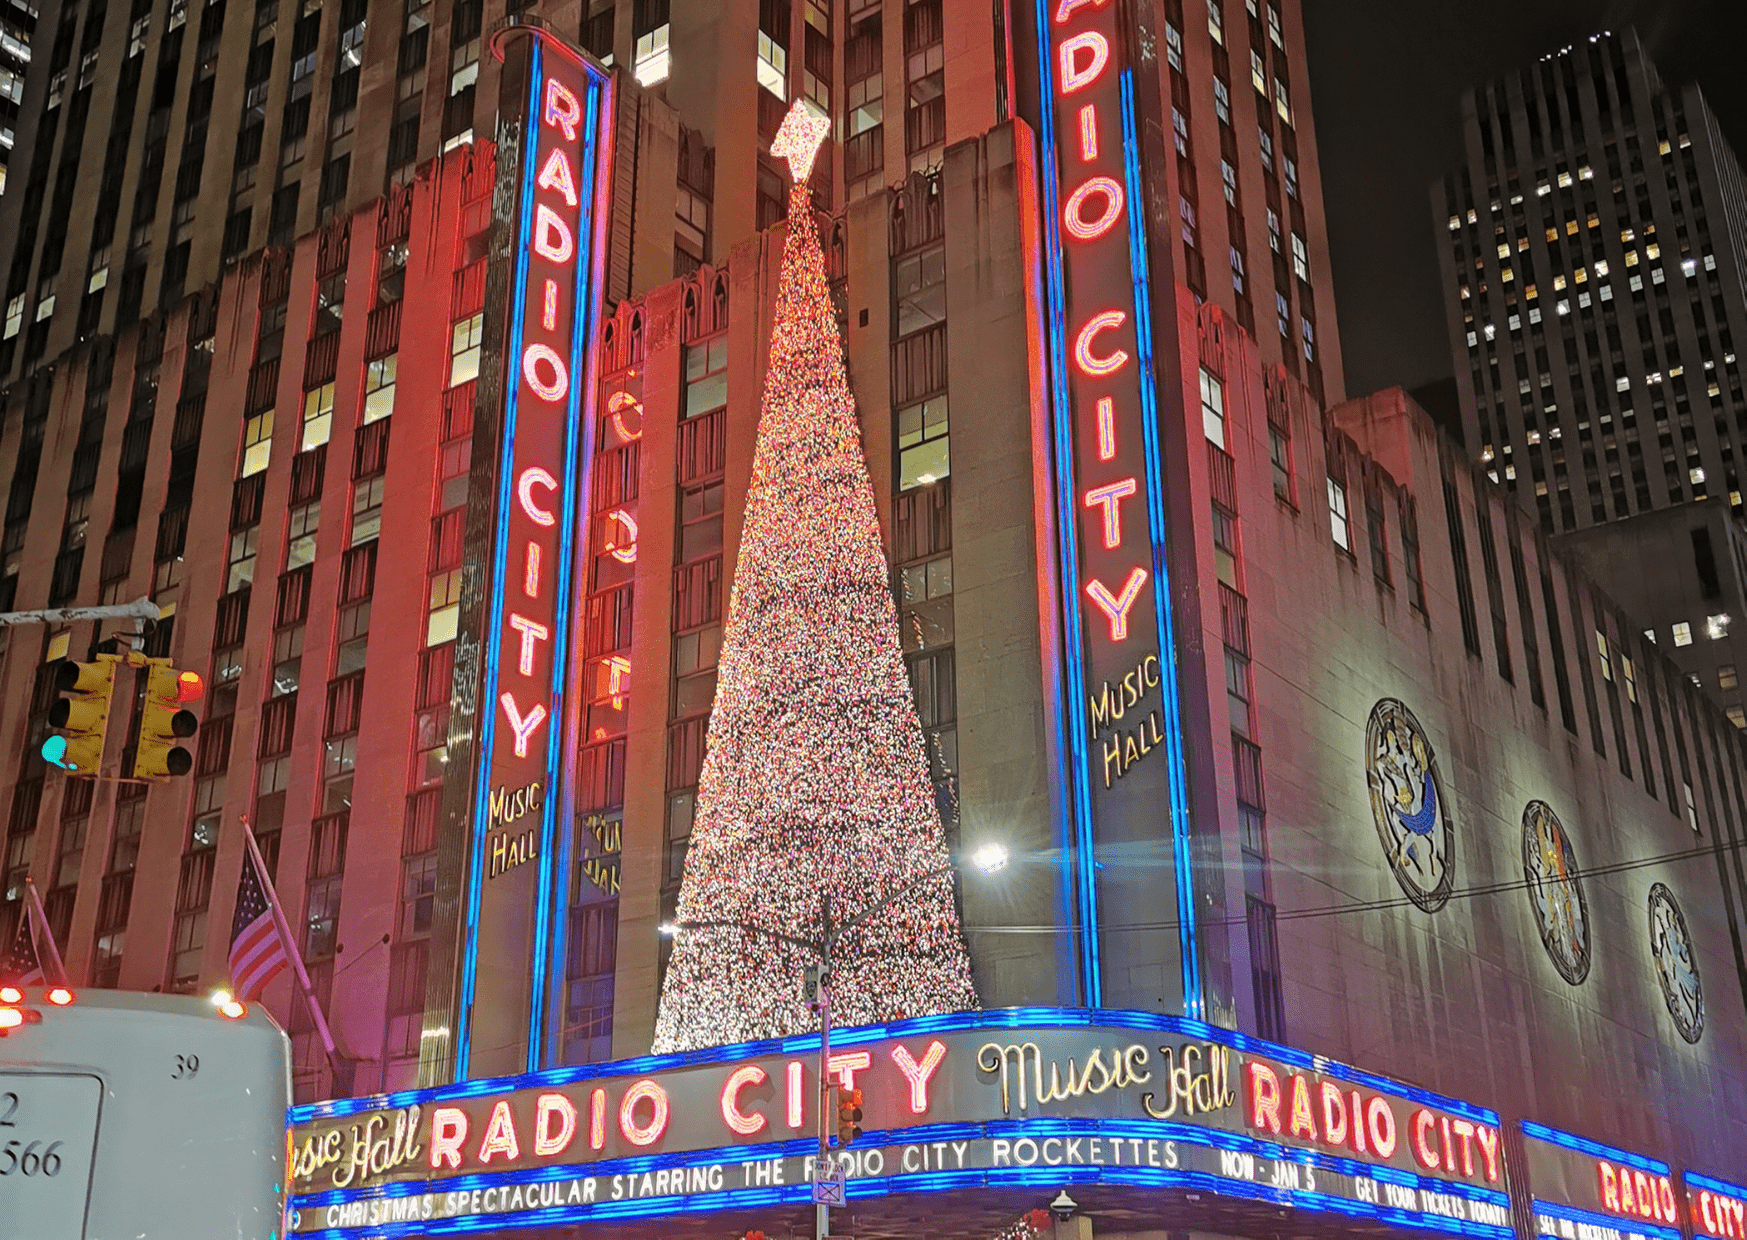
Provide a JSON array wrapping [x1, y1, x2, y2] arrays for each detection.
[[45, 987, 74, 1006], [218, 998, 247, 1020], [0, 986, 20, 1003], [0, 1007, 21, 1029]]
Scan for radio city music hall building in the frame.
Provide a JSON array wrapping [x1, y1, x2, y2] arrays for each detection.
[[0, 0, 1745, 1239]]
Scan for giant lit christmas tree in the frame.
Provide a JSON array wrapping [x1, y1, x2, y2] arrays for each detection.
[[651, 103, 979, 1052]]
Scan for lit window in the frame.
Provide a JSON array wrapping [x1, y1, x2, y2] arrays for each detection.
[[1267, 3, 1283, 45], [1707, 613, 1731, 640], [1213, 78, 1231, 124], [301, 382, 335, 449], [449, 313, 483, 387], [898, 395, 949, 489], [2, 293, 21, 339], [240, 411, 273, 478], [1720, 664, 1739, 691], [1273, 78, 1291, 124], [1291, 233, 1308, 281], [684, 336, 730, 415], [364, 354, 396, 423], [428, 568, 463, 645], [1221, 159, 1237, 204], [634, 23, 670, 86], [1301, 316, 1314, 362], [1622, 656, 1637, 703], [226, 527, 259, 593], [1691, 467, 1706, 486], [756, 30, 786, 97], [1283, 155, 1297, 198], [1673, 621, 1693, 646], [1269, 422, 1294, 502], [1327, 477, 1349, 551], [1267, 208, 1281, 252], [1171, 108, 1188, 155], [1644, 628, 1656, 645], [1200, 367, 1225, 447], [1728, 706, 1745, 730], [1207, 0, 1223, 43], [1250, 48, 1265, 94], [1229, 246, 1245, 296], [1165, 22, 1183, 70], [1595, 630, 1611, 681]]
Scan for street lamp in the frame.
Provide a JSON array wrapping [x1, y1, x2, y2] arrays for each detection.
[[664, 845, 1011, 1240]]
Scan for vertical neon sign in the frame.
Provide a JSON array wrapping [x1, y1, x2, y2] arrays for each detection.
[[1033, 0, 1200, 1013], [458, 29, 614, 1078]]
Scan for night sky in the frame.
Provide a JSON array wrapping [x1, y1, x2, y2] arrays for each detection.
[[1302, 0, 1747, 405]]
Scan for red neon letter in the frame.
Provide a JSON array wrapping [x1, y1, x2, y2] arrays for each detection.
[[543, 279, 558, 330], [430, 1108, 468, 1168], [1096, 395, 1116, 459], [787, 1061, 806, 1129], [1412, 1109, 1440, 1170], [1474, 1125, 1501, 1183], [519, 467, 558, 525], [1599, 1163, 1620, 1211], [721, 1065, 768, 1136], [1086, 567, 1147, 640], [500, 693, 549, 758], [1366, 1096, 1397, 1159], [537, 146, 579, 207], [1064, 175, 1125, 241], [607, 390, 645, 441], [477, 1100, 520, 1163], [1287, 1074, 1316, 1140], [523, 342, 570, 403], [589, 1088, 607, 1150], [524, 541, 542, 597], [534, 203, 575, 264], [605, 509, 638, 562], [534, 1094, 577, 1157], [510, 614, 550, 676], [1319, 1081, 1347, 1147], [1083, 477, 1138, 548], [828, 1051, 873, 1091], [890, 1040, 947, 1114], [1073, 310, 1129, 375], [1245, 1062, 1280, 1133], [1053, 0, 1109, 22], [1057, 31, 1107, 94], [1450, 1118, 1475, 1176], [544, 77, 581, 140], [619, 1079, 670, 1147], [1079, 104, 1099, 160], [1349, 1091, 1368, 1153]]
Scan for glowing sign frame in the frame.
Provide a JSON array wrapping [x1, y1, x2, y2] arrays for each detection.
[[1031, 0, 1198, 1011], [1520, 1121, 1682, 1240], [287, 1008, 1509, 1239], [1687, 1170, 1747, 1240], [455, 29, 615, 1079]]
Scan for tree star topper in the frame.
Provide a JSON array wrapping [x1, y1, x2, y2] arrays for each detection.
[[770, 99, 831, 182]]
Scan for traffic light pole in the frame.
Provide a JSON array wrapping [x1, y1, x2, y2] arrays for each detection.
[[0, 598, 160, 630]]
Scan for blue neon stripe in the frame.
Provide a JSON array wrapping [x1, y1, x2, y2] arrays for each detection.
[[1687, 1169, 1747, 1197], [1520, 1121, 1670, 1174], [293, 1161, 1514, 1240], [1031, 0, 1101, 1008], [1117, 69, 1200, 1019], [294, 1116, 1509, 1212], [528, 70, 602, 1075], [291, 1007, 1500, 1127], [456, 41, 545, 1080], [1532, 1199, 1681, 1240]]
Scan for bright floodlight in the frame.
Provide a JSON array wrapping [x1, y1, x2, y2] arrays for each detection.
[[970, 843, 1010, 874], [210, 989, 233, 1008], [658, 922, 680, 938]]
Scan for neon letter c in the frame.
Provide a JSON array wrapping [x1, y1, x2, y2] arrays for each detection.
[[1074, 310, 1130, 376], [518, 467, 558, 526]]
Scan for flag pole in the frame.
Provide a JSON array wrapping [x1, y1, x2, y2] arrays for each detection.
[[238, 816, 339, 1066], [23, 876, 68, 986]]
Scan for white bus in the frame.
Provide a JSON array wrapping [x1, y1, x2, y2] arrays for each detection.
[[0, 986, 291, 1239]]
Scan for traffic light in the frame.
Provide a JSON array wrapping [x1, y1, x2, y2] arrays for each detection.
[[835, 1085, 863, 1147], [803, 963, 819, 1009], [133, 661, 203, 779], [40, 655, 120, 774]]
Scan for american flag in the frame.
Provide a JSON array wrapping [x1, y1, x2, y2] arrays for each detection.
[[229, 846, 289, 999], [0, 907, 45, 986]]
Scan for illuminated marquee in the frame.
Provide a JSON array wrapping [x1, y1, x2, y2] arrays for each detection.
[[458, 29, 614, 1078], [1688, 1171, 1747, 1240], [1033, 0, 1197, 1008], [1521, 1121, 1682, 1240], [286, 1010, 1510, 1237]]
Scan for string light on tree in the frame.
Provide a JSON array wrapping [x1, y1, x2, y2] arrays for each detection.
[[651, 99, 979, 1053]]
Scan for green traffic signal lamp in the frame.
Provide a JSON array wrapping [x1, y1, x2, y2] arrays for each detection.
[[835, 1086, 863, 1147], [133, 662, 203, 780], [41, 656, 120, 774]]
